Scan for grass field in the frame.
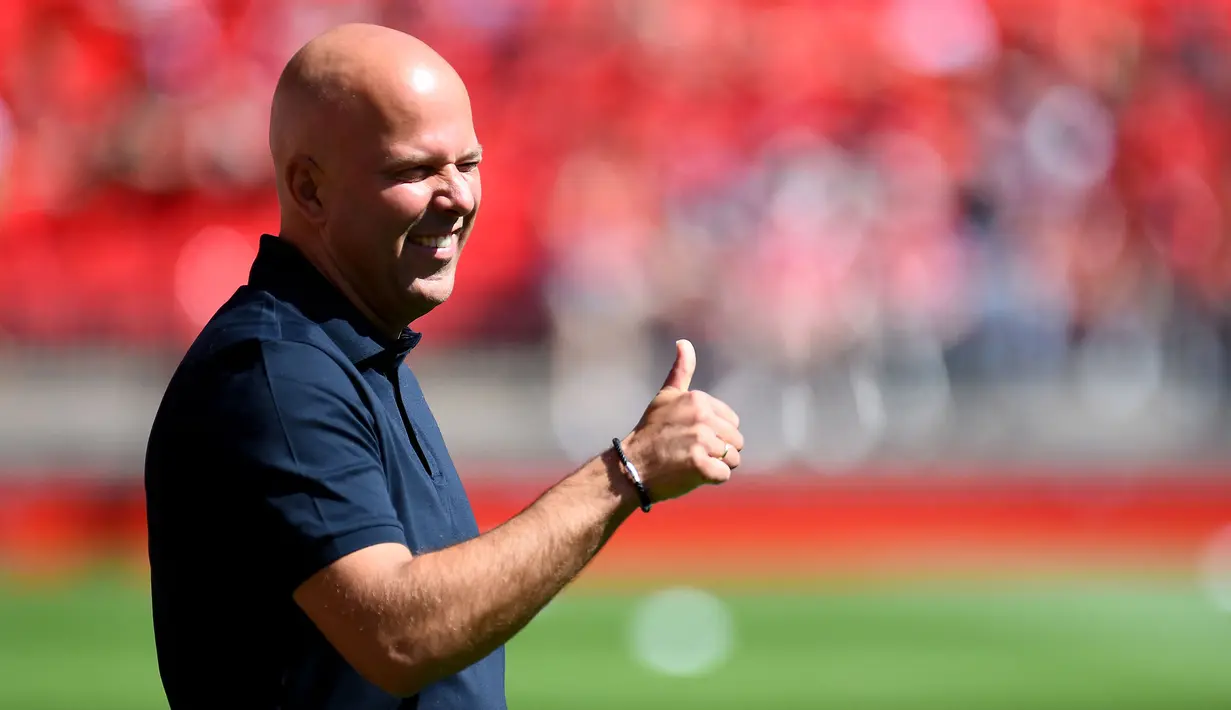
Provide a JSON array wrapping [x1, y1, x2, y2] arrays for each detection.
[[3, 572, 1231, 710]]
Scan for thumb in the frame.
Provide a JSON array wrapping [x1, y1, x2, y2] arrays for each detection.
[[661, 339, 696, 392]]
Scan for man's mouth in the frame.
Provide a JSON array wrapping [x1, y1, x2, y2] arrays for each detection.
[[406, 228, 460, 259], [408, 233, 454, 249]]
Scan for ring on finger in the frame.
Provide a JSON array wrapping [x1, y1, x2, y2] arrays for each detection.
[[720, 442, 732, 460]]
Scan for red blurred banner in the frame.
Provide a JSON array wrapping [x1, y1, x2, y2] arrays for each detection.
[[3, 468, 1231, 583]]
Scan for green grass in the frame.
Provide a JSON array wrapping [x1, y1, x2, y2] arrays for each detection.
[[2, 574, 1230, 709]]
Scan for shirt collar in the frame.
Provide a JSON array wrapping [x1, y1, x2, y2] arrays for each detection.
[[247, 234, 422, 366]]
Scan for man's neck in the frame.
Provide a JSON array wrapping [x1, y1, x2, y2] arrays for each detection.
[[279, 232, 410, 341]]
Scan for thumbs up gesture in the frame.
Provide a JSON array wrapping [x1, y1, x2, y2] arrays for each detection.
[[617, 340, 744, 504]]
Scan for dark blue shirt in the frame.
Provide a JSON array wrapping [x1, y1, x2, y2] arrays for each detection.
[[144, 234, 506, 709]]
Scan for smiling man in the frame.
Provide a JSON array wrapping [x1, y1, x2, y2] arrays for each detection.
[[143, 23, 744, 710], [266, 26, 482, 329]]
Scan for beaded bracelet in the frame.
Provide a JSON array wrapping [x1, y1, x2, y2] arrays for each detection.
[[611, 438, 652, 513]]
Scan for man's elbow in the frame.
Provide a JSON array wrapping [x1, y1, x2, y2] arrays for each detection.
[[367, 666, 426, 699], [357, 657, 425, 698], [361, 635, 451, 698]]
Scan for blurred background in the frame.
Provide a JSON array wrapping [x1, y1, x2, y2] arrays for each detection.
[[4, 0, 1231, 708]]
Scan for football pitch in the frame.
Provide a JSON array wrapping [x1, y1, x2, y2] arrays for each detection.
[[3, 573, 1231, 709]]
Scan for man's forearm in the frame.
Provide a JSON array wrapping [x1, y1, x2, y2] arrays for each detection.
[[392, 448, 638, 685]]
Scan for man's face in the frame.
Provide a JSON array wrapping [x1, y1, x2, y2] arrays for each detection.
[[323, 65, 482, 323]]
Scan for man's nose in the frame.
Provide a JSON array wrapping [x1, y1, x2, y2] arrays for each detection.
[[433, 165, 476, 215]]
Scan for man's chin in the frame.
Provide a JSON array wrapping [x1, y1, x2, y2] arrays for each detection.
[[407, 277, 455, 313]]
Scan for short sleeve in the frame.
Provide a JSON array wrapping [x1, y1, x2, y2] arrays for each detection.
[[209, 340, 406, 593]]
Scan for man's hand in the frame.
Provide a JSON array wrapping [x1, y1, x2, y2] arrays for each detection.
[[620, 339, 744, 503]]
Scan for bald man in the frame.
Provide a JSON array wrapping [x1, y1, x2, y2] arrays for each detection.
[[144, 23, 743, 710]]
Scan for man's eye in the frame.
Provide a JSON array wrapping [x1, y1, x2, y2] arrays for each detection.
[[399, 167, 432, 182], [458, 161, 481, 172]]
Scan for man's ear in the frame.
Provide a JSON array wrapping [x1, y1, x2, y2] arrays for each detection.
[[286, 155, 327, 227]]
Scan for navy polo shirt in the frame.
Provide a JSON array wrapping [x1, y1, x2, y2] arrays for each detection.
[[144, 234, 506, 709]]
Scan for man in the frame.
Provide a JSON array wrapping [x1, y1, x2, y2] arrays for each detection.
[[144, 23, 744, 710]]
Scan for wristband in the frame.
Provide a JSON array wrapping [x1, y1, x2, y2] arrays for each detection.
[[611, 438, 652, 513]]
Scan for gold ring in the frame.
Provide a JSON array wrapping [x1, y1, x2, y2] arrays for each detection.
[[721, 442, 731, 460]]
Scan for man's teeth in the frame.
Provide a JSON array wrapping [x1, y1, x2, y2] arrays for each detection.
[[411, 234, 453, 248]]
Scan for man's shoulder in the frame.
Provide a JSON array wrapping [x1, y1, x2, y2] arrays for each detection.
[[189, 285, 331, 356], [165, 286, 356, 400], [146, 286, 377, 477]]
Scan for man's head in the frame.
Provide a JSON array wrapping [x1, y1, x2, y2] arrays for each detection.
[[269, 24, 482, 334]]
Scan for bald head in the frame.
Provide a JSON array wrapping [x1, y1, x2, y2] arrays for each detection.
[[270, 24, 470, 193], [268, 23, 483, 334]]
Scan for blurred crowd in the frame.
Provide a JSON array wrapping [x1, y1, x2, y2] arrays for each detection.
[[4, 0, 1231, 399]]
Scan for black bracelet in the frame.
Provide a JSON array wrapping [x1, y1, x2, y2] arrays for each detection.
[[611, 438, 652, 513]]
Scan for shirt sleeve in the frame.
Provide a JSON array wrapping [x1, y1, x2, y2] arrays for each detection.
[[209, 339, 406, 594]]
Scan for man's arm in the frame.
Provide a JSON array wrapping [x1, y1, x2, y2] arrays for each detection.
[[294, 340, 744, 697], [294, 450, 635, 696]]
